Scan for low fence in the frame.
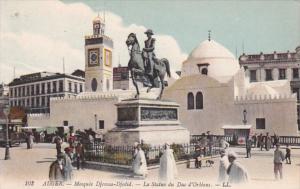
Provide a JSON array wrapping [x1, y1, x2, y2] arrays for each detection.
[[191, 135, 300, 146], [84, 141, 221, 166], [278, 136, 300, 146]]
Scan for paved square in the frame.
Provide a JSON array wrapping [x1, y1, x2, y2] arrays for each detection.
[[0, 143, 299, 189]]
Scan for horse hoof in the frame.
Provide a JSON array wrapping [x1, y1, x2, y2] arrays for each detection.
[[135, 94, 139, 99]]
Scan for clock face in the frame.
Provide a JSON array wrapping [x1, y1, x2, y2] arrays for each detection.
[[88, 48, 99, 66], [91, 53, 97, 61]]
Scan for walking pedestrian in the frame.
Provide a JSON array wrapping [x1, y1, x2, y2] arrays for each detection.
[[273, 143, 285, 180], [75, 142, 85, 170], [55, 137, 62, 156], [159, 143, 178, 183], [218, 149, 229, 185], [64, 148, 74, 181], [258, 133, 264, 150], [49, 153, 65, 181], [132, 143, 147, 177], [227, 151, 248, 184], [245, 136, 252, 158], [285, 144, 291, 164], [265, 132, 271, 151]]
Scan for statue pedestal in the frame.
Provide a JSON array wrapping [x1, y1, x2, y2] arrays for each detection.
[[105, 99, 190, 146]]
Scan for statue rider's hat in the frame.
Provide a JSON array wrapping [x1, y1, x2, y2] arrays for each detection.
[[145, 29, 154, 35]]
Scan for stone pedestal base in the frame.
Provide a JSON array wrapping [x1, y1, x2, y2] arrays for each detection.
[[105, 126, 190, 146], [105, 98, 190, 146]]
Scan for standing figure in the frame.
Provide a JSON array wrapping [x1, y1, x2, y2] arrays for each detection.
[[285, 144, 291, 164], [245, 136, 252, 158], [273, 143, 285, 180], [207, 131, 213, 156], [252, 134, 257, 148], [142, 29, 156, 81], [258, 133, 263, 150], [265, 132, 271, 151], [220, 138, 230, 150], [194, 146, 202, 168], [159, 143, 178, 183], [40, 131, 45, 143], [49, 153, 65, 181], [227, 151, 249, 184], [29, 132, 34, 149], [218, 150, 229, 185], [273, 134, 279, 148], [26, 132, 31, 149], [68, 133, 76, 148], [132, 143, 147, 177], [75, 142, 85, 170], [63, 148, 74, 181], [55, 137, 62, 156]]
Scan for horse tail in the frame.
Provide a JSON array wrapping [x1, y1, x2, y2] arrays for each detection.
[[163, 58, 171, 78]]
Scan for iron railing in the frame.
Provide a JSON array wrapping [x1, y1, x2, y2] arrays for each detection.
[[83, 141, 221, 166]]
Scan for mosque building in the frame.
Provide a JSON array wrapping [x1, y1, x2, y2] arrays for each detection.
[[28, 17, 299, 139], [163, 38, 298, 137]]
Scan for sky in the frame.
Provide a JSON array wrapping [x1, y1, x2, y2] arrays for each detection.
[[0, 0, 299, 84]]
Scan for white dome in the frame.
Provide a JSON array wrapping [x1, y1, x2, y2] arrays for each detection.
[[188, 40, 235, 60], [181, 40, 239, 81]]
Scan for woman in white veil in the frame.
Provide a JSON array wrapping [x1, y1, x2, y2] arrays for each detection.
[[159, 143, 178, 182], [132, 143, 147, 177]]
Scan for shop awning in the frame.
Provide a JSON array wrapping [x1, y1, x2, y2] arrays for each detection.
[[222, 125, 252, 129]]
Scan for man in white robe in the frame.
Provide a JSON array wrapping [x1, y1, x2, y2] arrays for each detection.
[[218, 149, 229, 184], [132, 144, 147, 177], [227, 151, 249, 184], [159, 143, 178, 183]]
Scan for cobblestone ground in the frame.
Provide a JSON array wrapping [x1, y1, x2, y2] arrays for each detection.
[[0, 143, 299, 189]]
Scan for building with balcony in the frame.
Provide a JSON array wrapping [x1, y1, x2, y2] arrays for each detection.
[[239, 46, 300, 129], [8, 71, 85, 114]]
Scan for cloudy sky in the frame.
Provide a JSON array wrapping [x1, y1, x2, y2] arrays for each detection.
[[0, 0, 299, 83]]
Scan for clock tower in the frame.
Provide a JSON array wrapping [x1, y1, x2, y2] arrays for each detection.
[[84, 16, 113, 92]]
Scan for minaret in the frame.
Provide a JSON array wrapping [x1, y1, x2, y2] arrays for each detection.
[[84, 15, 113, 92]]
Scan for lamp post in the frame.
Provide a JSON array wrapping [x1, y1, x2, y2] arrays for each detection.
[[3, 104, 11, 160], [243, 109, 247, 125], [94, 114, 97, 131]]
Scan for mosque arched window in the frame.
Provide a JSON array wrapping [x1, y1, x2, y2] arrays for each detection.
[[187, 92, 194, 110], [196, 92, 203, 109]]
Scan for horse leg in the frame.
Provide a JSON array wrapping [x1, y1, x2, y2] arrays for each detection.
[[157, 74, 165, 100], [147, 74, 155, 93], [131, 70, 139, 98]]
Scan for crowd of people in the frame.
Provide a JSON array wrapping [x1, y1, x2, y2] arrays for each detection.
[[48, 128, 98, 181], [45, 128, 294, 185]]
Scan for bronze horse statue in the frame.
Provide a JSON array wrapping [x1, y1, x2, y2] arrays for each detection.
[[125, 33, 171, 99]]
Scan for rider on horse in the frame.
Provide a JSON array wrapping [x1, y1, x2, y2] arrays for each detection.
[[142, 29, 157, 85]]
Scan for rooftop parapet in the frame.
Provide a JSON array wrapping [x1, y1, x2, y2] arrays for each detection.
[[234, 93, 296, 103]]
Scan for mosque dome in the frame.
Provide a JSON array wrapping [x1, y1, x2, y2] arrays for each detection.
[[181, 40, 240, 82], [188, 40, 235, 60]]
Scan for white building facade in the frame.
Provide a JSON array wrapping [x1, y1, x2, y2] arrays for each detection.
[[239, 47, 300, 130], [28, 17, 299, 137], [9, 72, 84, 114], [163, 39, 299, 136]]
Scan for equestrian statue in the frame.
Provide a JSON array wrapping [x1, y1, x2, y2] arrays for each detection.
[[126, 29, 171, 100]]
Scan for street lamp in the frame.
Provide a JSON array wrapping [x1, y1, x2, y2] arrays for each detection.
[[243, 109, 247, 125], [3, 104, 11, 160], [94, 114, 98, 131]]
